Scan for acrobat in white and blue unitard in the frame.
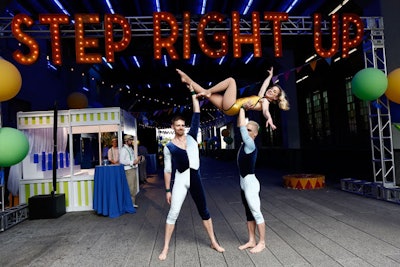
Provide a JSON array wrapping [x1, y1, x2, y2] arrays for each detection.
[[163, 113, 210, 224], [237, 126, 265, 225]]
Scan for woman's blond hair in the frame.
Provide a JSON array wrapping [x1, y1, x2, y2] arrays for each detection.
[[272, 84, 290, 111]]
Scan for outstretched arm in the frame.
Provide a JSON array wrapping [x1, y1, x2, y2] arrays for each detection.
[[238, 108, 256, 152], [262, 100, 277, 130], [238, 107, 246, 127], [191, 89, 200, 113], [188, 89, 201, 138], [258, 67, 274, 97]]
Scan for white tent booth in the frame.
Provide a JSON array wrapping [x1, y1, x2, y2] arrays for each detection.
[[16, 107, 138, 212]]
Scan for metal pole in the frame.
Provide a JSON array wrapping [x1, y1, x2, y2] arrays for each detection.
[[52, 102, 58, 195]]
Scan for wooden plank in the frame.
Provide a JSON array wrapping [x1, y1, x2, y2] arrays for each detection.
[[1, 157, 400, 267]]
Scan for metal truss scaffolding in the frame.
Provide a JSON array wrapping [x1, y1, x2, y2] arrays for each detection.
[[363, 17, 396, 188], [340, 18, 399, 203], [0, 204, 29, 232]]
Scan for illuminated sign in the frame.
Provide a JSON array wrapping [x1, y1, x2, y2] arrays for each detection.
[[11, 12, 364, 66]]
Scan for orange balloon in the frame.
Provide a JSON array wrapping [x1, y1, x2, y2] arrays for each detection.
[[221, 129, 230, 137], [386, 68, 400, 104], [0, 59, 22, 102], [67, 92, 88, 109]]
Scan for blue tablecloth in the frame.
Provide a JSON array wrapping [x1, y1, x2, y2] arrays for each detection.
[[146, 154, 157, 174], [93, 165, 136, 218]]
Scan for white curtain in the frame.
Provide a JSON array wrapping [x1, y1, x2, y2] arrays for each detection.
[[7, 163, 21, 196], [25, 128, 68, 154], [7, 128, 68, 195]]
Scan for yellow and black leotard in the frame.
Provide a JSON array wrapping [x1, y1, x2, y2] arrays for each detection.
[[223, 95, 263, 116]]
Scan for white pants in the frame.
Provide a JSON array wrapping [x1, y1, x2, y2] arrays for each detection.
[[166, 168, 210, 224], [167, 169, 190, 224], [240, 174, 264, 224]]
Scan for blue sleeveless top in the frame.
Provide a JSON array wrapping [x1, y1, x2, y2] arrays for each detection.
[[237, 126, 257, 177]]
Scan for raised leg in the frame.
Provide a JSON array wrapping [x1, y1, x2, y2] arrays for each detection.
[[176, 69, 237, 110], [176, 69, 206, 93], [205, 77, 237, 110]]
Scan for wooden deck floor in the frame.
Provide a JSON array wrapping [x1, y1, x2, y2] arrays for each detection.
[[1, 157, 400, 267]]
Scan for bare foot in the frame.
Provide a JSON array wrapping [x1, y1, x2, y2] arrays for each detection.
[[211, 242, 225, 253], [176, 69, 193, 89], [238, 241, 256, 250], [196, 91, 211, 99], [158, 248, 169, 260], [249, 242, 265, 253]]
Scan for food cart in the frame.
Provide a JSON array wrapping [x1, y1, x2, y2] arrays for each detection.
[[16, 107, 138, 212]]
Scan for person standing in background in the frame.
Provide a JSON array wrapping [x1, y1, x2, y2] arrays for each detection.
[[120, 135, 140, 208], [107, 137, 119, 164], [138, 143, 148, 184]]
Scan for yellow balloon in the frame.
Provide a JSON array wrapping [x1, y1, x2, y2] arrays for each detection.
[[386, 68, 400, 104], [67, 92, 88, 109], [0, 59, 22, 102]]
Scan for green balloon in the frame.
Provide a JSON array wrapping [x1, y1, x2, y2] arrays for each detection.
[[223, 136, 233, 144], [351, 68, 388, 101], [0, 127, 29, 167]]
